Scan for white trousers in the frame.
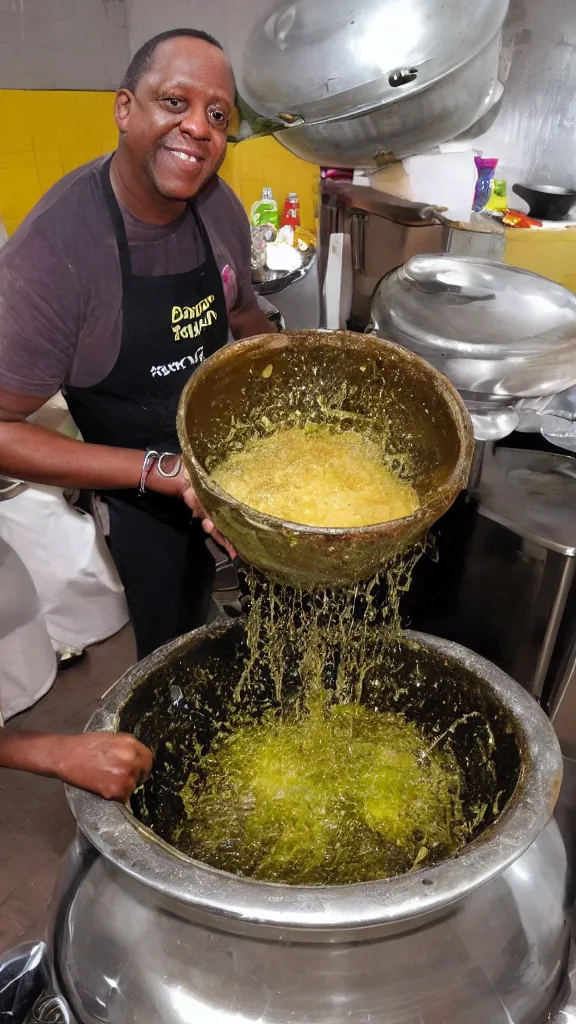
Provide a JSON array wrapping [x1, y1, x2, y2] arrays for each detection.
[[0, 487, 129, 721]]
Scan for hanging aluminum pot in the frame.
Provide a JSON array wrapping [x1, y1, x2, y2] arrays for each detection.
[[228, 0, 510, 168]]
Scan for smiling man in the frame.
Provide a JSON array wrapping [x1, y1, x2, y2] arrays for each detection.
[[0, 30, 274, 658]]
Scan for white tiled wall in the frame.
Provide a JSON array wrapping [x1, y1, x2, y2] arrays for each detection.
[[473, 0, 576, 186], [126, 0, 226, 53], [125, 0, 272, 62], [0, 0, 129, 89]]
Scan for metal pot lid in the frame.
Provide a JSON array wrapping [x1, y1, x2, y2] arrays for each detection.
[[371, 255, 576, 397], [237, 0, 509, 122]]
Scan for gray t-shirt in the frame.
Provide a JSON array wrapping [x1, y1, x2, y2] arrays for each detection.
[[0, 155, 254, 397]]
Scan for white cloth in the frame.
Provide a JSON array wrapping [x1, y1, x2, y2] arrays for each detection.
[[0, 485, 129, 652], [0, 394, 129, 719], [0, 535, 57, 721]]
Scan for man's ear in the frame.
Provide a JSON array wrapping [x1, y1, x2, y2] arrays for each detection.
[[115, 88, 133, 134]]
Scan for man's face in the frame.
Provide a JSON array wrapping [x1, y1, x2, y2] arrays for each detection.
[[116, 37, 235, 201]]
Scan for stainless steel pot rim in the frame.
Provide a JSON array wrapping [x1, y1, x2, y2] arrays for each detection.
[[68, 627, 562, 931], [176, 331, 474, 539], [268, 39, 499, 127]]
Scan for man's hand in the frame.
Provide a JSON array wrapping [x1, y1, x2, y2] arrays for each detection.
[[0, 729, 153, 802], [180, 470, 237, 559], [149, 459, 237, 559], [55, 732, 153, 801]]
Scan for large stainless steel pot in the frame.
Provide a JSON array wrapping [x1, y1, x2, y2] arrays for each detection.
[[229, 0, 509, 167], [370, 255, 576, 443], [51, 620, 568, 1024]]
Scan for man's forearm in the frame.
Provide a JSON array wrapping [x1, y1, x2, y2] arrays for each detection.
[[0, 418, 229, 542], [229, 303, 278, 341], [0, 420, 165, 492], [0, 730, 61, 777]]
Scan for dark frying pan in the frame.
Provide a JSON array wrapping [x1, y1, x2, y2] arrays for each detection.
[[512, 183, 576, 221]]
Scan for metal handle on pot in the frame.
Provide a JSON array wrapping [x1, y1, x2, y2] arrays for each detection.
[[350, 211, 367, 273], [419, 205, 451, 226]]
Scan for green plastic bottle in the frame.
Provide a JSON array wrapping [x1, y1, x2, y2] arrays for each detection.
[[250, 187, 279, 230], [486, 178, 508, 213]]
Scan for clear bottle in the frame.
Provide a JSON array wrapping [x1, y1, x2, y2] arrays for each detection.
[[250, 188, 279, 230]]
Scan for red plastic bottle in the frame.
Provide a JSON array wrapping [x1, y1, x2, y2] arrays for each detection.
[[281, 192, 301, 228]]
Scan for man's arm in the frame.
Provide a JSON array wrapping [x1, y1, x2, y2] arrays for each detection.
[[0, 729, 153, 801], [229, 299, 278, 340], [0, 387, 235, 556], [0, 387, 177, 494]]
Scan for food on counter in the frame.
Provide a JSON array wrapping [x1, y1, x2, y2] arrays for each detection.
[[293, 226, 316, 251], [250, 224, 276, 270], [502, 208, 543, 228], [210, 423, 420, 528], [264, 240, 302, 272], [250, 201, 316, 279]]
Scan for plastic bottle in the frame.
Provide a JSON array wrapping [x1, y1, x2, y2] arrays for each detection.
[[250, 188, 279, 230], [473, 158, 498, 213], [281, 192, 301, 228], [485, 178, 508, 213]]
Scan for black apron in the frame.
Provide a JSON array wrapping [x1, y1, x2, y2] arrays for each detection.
[[65, 157, 229, 658]]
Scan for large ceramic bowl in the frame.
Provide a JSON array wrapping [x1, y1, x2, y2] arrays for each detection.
[[176, 331, 473, 589]]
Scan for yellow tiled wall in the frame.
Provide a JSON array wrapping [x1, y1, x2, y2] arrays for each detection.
[[0, 90, 318, 236], [504, 228, 576, 293], [222, 137, 318, 232], [0, 91, 118, 235]]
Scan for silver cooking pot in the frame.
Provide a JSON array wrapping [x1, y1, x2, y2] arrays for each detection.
[[229, 0, 509, 167], [370, 255, 576, 443], [50, 619, 568, 1024]]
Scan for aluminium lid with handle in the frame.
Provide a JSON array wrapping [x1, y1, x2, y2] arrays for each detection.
[[370, 255, 576, 398], [235, 0, 509, 123]]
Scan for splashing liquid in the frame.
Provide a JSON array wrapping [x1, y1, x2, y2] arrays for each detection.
[[175, 542, 484, 884], [178, 703, 466, 885], [174, 426, 484, 885]]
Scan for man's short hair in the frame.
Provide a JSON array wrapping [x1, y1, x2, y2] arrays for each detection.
[[121, 28, 225, 93]]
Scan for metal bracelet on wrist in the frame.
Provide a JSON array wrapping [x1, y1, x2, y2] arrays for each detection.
[[139, 450, 182, 495], [139, 449, 159, 495], [156, 453, 182, 479]]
